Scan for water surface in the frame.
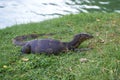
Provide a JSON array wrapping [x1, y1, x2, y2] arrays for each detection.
[[0, 0, 120, 29]]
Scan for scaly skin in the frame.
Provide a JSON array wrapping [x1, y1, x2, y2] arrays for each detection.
[[12, 33, 93, 54]]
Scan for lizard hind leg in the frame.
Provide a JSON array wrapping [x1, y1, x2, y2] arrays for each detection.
[[21, 44, 31, 54]]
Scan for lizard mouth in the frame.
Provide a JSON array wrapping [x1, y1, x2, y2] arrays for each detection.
[[84, 34, 94, 39]]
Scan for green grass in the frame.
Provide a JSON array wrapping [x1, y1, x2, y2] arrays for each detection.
[[0, 13, 120, 80]]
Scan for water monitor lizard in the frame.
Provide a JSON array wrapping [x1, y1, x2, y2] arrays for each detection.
[[12, 33, 93, 55]]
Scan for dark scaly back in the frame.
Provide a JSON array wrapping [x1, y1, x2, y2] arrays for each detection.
[[12, 31, 70, 46]]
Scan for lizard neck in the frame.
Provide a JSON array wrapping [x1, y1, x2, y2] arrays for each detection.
[[63, 37, 84, 50]]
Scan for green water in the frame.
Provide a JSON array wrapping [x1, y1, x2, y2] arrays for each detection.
[[69, 0, 120, 13]]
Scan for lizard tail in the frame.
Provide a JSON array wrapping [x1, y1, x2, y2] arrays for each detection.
[[12, 33, 55, 46]]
